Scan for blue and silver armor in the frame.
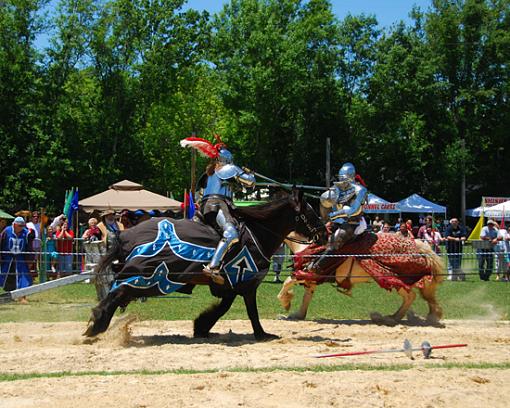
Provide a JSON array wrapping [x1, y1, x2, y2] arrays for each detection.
[[201, 148, 256, 284], [203, 163, 256, 199], [308, 162, 367, 275], [320, 163, 367, 227]]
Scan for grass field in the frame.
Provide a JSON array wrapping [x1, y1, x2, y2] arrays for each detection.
[[0, 270, 508, 323]]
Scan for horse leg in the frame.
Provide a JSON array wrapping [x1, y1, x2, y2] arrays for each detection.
[[287, 283, 316, 320], [84, 287, 130, 337], [419, 279, 444, 327], [243, 289, 278, 341], [370, 288, 416, 327], [193, 294, 236, 338], [277, 276, 297, 311]]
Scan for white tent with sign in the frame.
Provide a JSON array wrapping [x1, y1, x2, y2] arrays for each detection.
[[466, 196, 510, 218], [482, 200, 510, 219], [362, 193, 399, 214]]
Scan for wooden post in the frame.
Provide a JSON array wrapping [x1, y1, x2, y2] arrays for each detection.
[[325, 137, 331, 187]]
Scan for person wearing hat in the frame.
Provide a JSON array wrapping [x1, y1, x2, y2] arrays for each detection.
[[97, 209, 124, 244], [0, 217, 33, 303], [479, 219, 499, 281]]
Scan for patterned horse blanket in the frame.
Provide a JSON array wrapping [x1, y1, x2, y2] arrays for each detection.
[[110, 217, 270, 295], [293, 233, 433, 291]]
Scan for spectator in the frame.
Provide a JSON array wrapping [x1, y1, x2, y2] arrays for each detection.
[[478, 219, 498, 281], [120, 210, 135, 229], [45, 226, 58, 278], [372, 216, 383, 231], [417, 215, 433, 240], [444, 218, 467, 281], [495, 224, 510, 282], [396, 223, 414, 239], [378, 223, 392, 234], [82, 218, 102, 241], [56, 219, 74, 277], [26, 211, 42, 279], [0, 217, 33, 303], [406, 219, 417, 236], [423, 226, 443, 254], [50, 213, 67, 230], [97, 209, 124, 245], [271, 243, 286, 283], [394, 217, 403, 232]]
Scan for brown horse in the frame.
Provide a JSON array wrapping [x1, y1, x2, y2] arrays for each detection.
[[278, 232, 444, 326]]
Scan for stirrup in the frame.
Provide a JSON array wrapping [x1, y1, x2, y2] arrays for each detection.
[[203, 265, 225, 285]]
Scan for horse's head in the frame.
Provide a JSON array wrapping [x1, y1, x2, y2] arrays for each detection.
[[289, 188, 326, 244]]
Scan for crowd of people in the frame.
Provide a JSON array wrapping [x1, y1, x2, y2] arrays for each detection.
[[2, 206, 509, 302], [368, 215, 510, 282], [0, 208, 179, 302]]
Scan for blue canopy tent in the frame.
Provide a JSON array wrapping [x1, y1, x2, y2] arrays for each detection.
[[363, 193, 399, 214], [397, 194, 446, 215]]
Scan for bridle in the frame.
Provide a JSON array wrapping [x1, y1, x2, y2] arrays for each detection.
[[287, 205, 326, 245]]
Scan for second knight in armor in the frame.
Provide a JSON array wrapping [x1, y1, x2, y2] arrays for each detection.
[[307, 162, 368, 274]]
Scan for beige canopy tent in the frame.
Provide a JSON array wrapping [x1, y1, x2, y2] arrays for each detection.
[[79, 180, 182, 212]]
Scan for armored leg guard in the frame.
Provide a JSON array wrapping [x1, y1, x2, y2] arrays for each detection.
[[204, 210, 239, 285], [307, 224, 355, 275]]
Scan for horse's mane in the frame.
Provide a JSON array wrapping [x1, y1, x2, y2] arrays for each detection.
[[233, 196, 291, 222]]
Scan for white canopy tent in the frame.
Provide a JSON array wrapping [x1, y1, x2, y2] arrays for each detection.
[[481, 200, 510, 219]]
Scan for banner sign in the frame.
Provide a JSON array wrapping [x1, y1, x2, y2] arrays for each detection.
[[483, 197, 510, 206]]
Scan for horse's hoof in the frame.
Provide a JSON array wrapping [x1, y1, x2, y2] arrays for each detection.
[[406, 310, 425, 325], [255, 332, 279, 342], [286, 312, 306, 321], [426, 315, 445, 328], [370, 312, 398, 327], [83, 321, 98, 337]]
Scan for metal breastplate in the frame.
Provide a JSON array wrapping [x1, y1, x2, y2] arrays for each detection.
[[203, 173, 233, 198], [336, 186, 356, 205]]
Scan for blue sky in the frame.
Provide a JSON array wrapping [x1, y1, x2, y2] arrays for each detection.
[[185, 0, 433, 27], [36, 0, 433, 49]]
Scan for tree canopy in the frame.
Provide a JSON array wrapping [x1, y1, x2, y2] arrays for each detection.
[[1, 0, 509, 215]]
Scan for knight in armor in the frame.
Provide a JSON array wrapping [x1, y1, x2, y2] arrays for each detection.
[[180, 137, 256, 284], [307, 162, 368, 275]]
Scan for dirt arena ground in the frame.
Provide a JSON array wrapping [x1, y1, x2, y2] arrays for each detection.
[[0, 318, 509, 407]]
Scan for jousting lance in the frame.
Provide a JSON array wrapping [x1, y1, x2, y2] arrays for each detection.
[[313, 340, 468, 360]]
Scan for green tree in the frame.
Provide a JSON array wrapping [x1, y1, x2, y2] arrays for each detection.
[[0, 0, 47, 209]]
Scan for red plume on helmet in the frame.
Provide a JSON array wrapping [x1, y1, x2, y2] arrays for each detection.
[[355, 174, 367, 187], [180, 137, 221, 159]]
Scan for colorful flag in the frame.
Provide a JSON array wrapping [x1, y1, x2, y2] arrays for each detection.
[[468, 211, 484, 241], [188, 191, 196, 219], [183, 189, 189, 219], [63, 188, 74, 216], [67, 189, 79, 229]]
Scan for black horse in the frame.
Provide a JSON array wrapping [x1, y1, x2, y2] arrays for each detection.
[[84, 189, 322, 340]]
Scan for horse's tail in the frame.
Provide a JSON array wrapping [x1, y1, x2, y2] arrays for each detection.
[[95, 235, 123, 276], [94, 234, 123, 301], [414, 240, 444, 284]]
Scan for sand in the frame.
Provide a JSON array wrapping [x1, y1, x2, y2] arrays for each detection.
[[0, 318, 509, 407]]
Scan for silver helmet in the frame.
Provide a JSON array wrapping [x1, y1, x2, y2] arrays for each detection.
[[217, 147, 233, 164], [335, 162, 356, 189]]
